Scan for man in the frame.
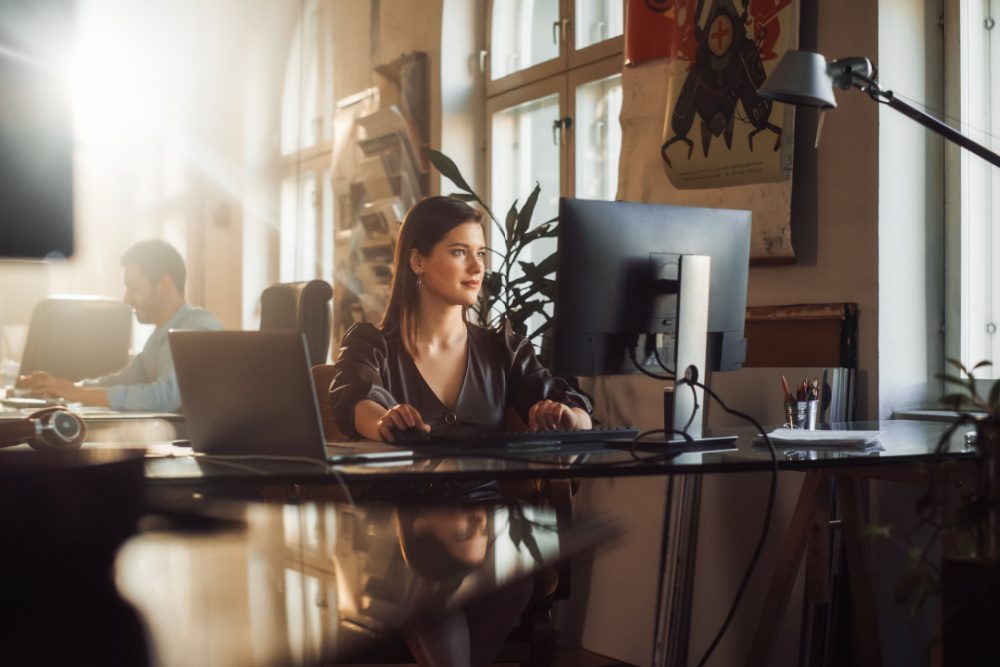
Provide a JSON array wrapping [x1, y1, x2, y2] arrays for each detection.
[[18, 240, 222, 411]]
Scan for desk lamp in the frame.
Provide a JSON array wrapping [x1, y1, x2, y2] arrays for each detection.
[[758, 49, 1000, 167]]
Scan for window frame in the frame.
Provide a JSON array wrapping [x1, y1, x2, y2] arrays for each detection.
[[485, 0, 624, 99], [945, 0, 1000, 387]]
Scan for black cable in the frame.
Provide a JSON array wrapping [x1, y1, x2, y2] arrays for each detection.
[[651, 347, 676, 376], [676, 378, 777, 667], [681, 381, 699, 435], [628, 345, 673, 381]]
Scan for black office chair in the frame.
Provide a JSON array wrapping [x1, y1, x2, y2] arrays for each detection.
[[19, 297, 133, 382], [259, 280, 333, 366]]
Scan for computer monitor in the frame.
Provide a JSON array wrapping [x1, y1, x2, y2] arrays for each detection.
[[0, 0, 75, 259], [552, 198, 751, 379], [552, 198, 750, 444]]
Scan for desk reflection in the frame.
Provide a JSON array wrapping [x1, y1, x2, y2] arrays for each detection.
[[116, 501, 615, 666]]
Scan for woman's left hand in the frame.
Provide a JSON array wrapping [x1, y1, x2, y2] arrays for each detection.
[[528, 400, 589, 431]]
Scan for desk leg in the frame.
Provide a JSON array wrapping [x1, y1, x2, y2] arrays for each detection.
[[745, 470, 824, 667], [836, 477, 882, 667]]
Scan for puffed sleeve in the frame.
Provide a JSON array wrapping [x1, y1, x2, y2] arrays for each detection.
[[329, 323, 399, 438], [501, 322, 593, 424]]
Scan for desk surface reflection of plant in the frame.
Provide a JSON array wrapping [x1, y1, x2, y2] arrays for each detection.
[[424, 148, 557, 353]]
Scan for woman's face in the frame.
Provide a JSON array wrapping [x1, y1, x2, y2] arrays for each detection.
[[411, 221, 486, 307]]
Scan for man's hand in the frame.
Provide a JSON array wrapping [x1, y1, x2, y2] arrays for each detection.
[[16, 371, 55, 390], [17, 374, 109, 407], [528, 400, 592, 432]]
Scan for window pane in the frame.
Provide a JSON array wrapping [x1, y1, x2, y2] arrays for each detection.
[[491, 0, 561, 80], [280, 4, 320, 155], [280, 172, 318, 282], [490, 93, 560, 337], [575, 0, 623, 50], [575, 73, 622, 200]]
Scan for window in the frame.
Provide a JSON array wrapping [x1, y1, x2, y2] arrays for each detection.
[[948, 1, 1000, 379], [279, 0, 334, 285], [486, 1, 624, 340]]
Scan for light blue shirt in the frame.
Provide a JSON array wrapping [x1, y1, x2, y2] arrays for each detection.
[[81, 303, 222, 411]]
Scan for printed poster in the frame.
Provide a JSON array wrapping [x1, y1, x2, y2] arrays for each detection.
[[639, 0, 798, 189]]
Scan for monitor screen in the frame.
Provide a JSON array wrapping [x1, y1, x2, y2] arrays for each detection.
[[552, 198, 751, 377], [0, 0, 75, 260]]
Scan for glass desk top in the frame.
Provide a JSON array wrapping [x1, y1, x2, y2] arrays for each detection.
[[137, 419, 979, 487], [114, 499, 619, 666]]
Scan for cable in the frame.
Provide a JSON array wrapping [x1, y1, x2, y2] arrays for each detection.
[[677, 378, 777, 667], [651, 346, 676, 376], [628, 345, 673, 381]]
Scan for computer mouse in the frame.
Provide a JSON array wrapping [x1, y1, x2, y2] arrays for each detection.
[[391, 426, 432, 443]]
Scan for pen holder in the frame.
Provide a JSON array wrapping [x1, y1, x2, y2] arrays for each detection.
[[785, 400, 819, 430]]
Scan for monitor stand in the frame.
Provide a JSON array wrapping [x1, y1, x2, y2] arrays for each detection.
[[657, 254, 738, 452]]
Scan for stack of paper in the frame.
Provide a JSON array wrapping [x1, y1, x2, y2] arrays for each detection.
[[758, 427, 883, 448]]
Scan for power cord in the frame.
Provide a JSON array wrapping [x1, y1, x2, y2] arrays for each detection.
[[675, 373, 778, 667]]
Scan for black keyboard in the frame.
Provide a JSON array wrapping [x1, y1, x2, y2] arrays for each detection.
[[398, 427, 639, 449]]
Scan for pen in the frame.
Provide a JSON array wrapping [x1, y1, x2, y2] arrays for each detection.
[[781, 375, 791, 403]]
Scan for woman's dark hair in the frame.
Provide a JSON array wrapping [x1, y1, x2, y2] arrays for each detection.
[[379, 196, 483, 356], [396, 505, 481, 583]]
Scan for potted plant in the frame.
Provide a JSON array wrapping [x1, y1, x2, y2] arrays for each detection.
[[865, 358, 1000, 663], [423, 148, 558, 356]]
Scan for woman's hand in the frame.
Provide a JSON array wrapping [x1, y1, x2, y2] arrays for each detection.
[[376, 404, 430, 442], [528, 400, 592, 432]]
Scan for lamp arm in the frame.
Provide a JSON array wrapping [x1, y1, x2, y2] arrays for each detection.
[[880, 93, 1000, 169], [852, 71, 1000, 170]]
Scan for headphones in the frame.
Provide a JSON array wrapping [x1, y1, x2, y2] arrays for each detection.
[[0, 407, 86, 452]]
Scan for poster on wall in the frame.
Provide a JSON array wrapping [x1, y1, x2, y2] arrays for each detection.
[[630, 0, 797, 190]]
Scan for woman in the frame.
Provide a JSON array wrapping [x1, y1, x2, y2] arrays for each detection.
[[329, 195, 590, 667], [329, 195, 592, 443]]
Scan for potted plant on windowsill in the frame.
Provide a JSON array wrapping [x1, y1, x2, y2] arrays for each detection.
[[866, 358, 1000, 662]]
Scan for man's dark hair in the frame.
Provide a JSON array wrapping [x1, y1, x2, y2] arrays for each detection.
[[121, 240, 186, 294]]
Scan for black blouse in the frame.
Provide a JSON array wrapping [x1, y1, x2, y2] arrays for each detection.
[[329, 321, 592, 438]]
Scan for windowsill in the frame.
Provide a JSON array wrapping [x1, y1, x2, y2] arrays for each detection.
[[891, 408, 989, 422]]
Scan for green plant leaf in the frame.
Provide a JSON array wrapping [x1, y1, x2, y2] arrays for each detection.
[[945, 357, 969, 374], [448, 192, 477, 202], [973, 360, 993, 371], [513, 183, 541, 240], [425, 148, 474, 194], [517, 253, 558, 282], [989, 379, 1000, 411], [504, 202, 518, 243], [518, 221, 559, 247], [936, 373, 973, 389], [940, 393, 970, 410], [859, 523, 892, 538]]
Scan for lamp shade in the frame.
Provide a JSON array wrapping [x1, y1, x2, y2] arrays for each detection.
[[758, 50, 837, 109]]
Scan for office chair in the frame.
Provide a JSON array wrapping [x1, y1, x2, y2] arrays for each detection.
[[19, 297, 133, 382], [259, 280, 333, 366]]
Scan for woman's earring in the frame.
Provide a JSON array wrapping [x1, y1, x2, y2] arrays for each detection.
[[416, 275, 422, 289]]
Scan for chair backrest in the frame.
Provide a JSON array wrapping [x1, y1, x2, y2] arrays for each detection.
[[259, 280, 333, 366], [310, 364, 342, 440], [20, 297, 133, 381]]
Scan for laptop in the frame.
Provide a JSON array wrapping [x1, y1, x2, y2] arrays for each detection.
[[168, 330, 412, 463]]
